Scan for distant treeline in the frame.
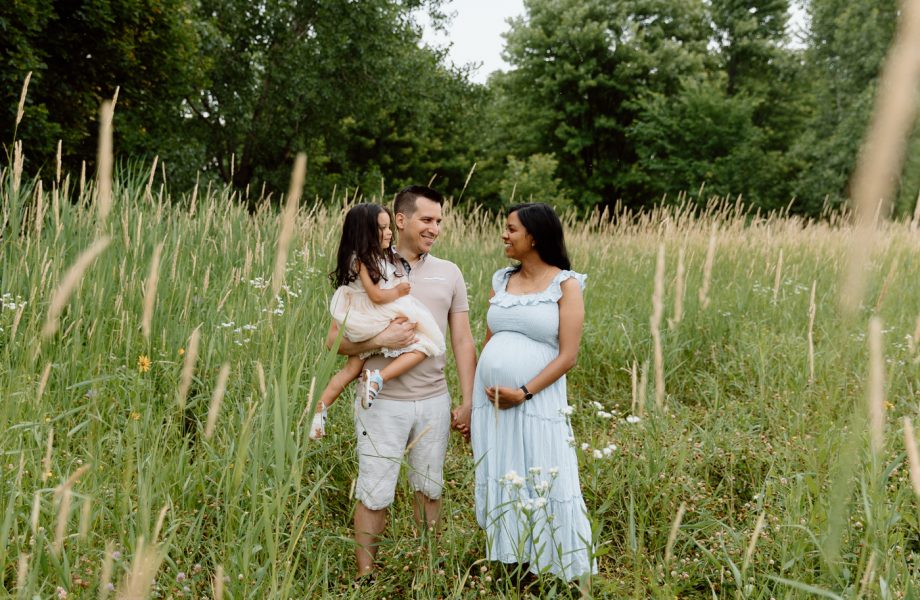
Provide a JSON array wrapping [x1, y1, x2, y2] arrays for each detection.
[[1, 0, 910, 216]]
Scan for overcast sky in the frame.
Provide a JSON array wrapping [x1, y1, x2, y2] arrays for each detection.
[[419, 0, 809, 85]]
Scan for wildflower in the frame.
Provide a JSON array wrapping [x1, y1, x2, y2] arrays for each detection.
[[602, 446, 614, 456], [111, 550, 122, 560], [534, 498, 547, 509], [593, 450, 603, 459], [105, 583, 115, 592], [566, 436, 576, 447], [528, 466, 542, 476], [597, 411, 613, 419], [580, 442, 590, 451], [503, 470, 525, 488], [559, 405, 574, 416], [625, 415, 641, 424], [130, 412, 141, 421], [548, 467, 559, 478], [535, 480, 550, 493], [56, 586, 67, 599], [591, 401, 604, 410], [220, 321, 235, 328], [178, 347, 185, 357], [137, 355, 151, 373], [177, 572, 186, 582], [85, 389, 98, 399]]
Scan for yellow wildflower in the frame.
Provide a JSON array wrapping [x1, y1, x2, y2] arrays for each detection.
[[178, 347, 185, 357], [130, 412, 141, 421], [137, 355, 151, 373]]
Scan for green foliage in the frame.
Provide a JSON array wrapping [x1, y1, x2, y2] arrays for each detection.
[[4, 168, 920, 596], [0, 0, 200, 172], [498, 153, 570, 210], [790, 0, 899, 213]]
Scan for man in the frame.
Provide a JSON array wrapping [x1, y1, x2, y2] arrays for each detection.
[[324, 185, 475, 577]]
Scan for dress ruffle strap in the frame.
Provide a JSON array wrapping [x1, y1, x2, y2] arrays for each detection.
[[489, 267, 587, 307]]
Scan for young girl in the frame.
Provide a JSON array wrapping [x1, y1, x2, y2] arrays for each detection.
[[310, 203, 446, 439]]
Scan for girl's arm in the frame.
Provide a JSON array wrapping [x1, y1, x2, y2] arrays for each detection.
[[357, 261, 410, 304], [485, 278, 584, 409]]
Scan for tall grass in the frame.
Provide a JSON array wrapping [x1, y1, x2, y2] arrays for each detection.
[[2, 155, 920, 598]]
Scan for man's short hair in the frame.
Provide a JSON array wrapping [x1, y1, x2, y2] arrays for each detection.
[[394, 185, 444, 216]]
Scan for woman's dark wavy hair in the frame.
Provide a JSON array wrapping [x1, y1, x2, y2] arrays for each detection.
[[329, 203, 395, 288], [508, 202, 571, 271]]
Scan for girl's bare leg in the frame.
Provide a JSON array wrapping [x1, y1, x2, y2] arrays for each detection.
[[367, 351, 426, 395], [318, 356, 365, 412]]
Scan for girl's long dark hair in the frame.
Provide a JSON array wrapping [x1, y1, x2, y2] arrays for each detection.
[[329, 203, 394, 288], [508, 202, 571, 271]]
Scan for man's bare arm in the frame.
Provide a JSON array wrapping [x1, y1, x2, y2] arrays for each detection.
[[325, 318, 417, 357], [448, 310, 477, 439]]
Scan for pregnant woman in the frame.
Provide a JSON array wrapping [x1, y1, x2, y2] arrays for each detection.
[[471, 202, 595, 582]]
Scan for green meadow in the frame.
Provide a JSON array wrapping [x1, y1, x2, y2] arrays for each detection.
[[2, 160, 920, 598]]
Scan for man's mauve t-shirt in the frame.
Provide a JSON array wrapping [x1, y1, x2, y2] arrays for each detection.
[[363, 253, 469, 401]]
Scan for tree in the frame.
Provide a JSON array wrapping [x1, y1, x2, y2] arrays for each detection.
[[0, 0, 200, 173], [184, 0, 480, 199], [495, 0, 713, 210], [791, 0, 898, 213]]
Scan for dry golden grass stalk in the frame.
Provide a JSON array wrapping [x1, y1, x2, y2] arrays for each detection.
[[53, 487, 72, 555], [56, 464, 91, 495], [99, 541, 115, 600], [904, 417, 920, 497], [145, 156, 158, 201], [96, 101, 114, 225], [34, 180, 44, 240], [256, 361, 267, 398], [42, 236, 112, 338], [213, 564, 224, 599], [16, 553, 29, 593], [41, 428, 54, 483], [56, 139, 62, 185], [841, 0, 920, 316], [874, 257, 899, 312], [807, 281, 817, 385], [30, 492, 41, 534], [772, 249, 783, 304], [742, 511, 767, 572], [664, 501, 686, 565], [868, 317, 886, 458], [12, 140, 23, 197], [79, 497, 92, 540], [116, 536, 163, 600], [16, 71, 31, 127], [152, 504, 169, 544], [856, 551, 877, 600], [650, 244, 666, 409], [272, 153, 307, 296], [297, 377, 318, 431], [698, 225, 716, 309], [630, 361, 638, 414], [141, 242, 164, 340], [204, 364, 231, 440], [669, 246, 686, 330], [37, 362, 52, 402], [176, 327, 201, 411], [637, 361, 648, 417]]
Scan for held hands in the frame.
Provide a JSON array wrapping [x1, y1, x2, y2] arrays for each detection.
[[484, 386, 527, 409], [395, 282, 411, 297], [451, 402, 471, 441]]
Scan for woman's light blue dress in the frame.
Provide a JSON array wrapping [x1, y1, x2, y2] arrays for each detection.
[[472, 267, 596, 581]]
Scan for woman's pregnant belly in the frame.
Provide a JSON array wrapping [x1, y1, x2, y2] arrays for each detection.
[[476, 331, 558, 389]]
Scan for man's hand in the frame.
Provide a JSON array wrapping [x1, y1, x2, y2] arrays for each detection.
[[451, 402, 471, 442], [373, 316, 417, 349], [395, 282, 411, 297], [483, 386, 527, 410]]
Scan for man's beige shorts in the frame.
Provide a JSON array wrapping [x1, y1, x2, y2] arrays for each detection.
[[353, 383, 451, 511]]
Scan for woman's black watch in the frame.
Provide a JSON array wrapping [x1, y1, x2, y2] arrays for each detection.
[[519, 385, 533, 400]]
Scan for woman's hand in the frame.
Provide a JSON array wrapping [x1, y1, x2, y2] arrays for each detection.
[[395, 282, 411, 297], [484, 386, 527, 409]]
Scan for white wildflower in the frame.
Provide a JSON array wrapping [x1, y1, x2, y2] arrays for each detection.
[[528, 466, 542, 476], [548, 467, 559, 478], [535, 480, 550, 493], [626, 415, 641, 424], [580, 442, 590, 451], [593, 450, 603, 459], [534, 497, 547, 510], [559, 405, 574, 416], [591, 401, 604, 410]]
